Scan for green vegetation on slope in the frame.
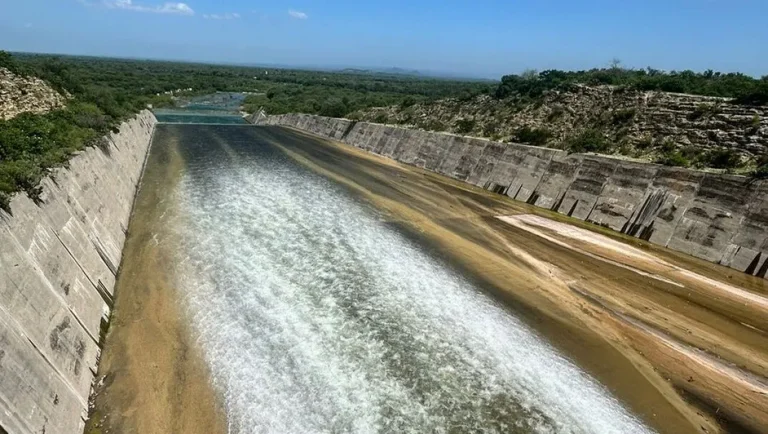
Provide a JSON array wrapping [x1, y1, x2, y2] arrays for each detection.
[[495, 67, 768, 104], [1, 52, 186, 210]]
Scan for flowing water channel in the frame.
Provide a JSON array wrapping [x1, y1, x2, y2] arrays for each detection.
[[150, 124, 653, 433]]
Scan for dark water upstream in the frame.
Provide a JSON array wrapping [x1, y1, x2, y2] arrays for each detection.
[[158, 124, 653, 433]]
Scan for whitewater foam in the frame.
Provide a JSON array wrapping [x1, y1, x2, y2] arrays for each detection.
[[169, 140, 653, 434]]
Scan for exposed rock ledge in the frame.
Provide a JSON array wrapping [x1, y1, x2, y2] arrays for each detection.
[[0, 67, 67, 120]]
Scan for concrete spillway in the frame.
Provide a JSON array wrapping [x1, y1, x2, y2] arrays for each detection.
[[146, 125, 652, 433], [3, 107, 766, 433]]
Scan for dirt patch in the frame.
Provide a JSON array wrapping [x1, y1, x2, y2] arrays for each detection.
[[85, 127, 226, 434]]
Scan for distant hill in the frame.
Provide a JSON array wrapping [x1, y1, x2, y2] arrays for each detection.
[[338, 67, 423, 77]]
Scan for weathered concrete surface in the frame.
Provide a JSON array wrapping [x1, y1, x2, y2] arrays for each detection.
[[0, 110, 156, 434], [254, 113, 768, 278]]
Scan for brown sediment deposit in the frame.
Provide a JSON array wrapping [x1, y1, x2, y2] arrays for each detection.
[[260, 126, 768, 434], [85, 126, 226, 434]]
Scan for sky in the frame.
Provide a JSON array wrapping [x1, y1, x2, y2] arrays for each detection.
[[1, 0, 767, 79]]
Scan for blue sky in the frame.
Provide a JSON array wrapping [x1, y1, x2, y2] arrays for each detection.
[[1, 0, 767, 78]]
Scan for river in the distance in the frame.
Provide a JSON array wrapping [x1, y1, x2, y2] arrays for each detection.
[[164, 125, 652, 434]]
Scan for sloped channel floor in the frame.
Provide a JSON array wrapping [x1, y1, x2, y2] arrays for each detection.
[[87, 121, 768, 434]]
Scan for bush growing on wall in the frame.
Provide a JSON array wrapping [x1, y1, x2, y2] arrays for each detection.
[[564, 129, 611, 153], [454, 119, 476, 134], [495, 67, 768, 105], [513, 126, 552, 146]]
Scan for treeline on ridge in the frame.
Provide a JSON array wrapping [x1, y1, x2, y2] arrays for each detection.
[[495, 67, 768, 105]]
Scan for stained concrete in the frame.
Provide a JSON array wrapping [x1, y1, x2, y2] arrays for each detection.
[[0, 111, 156, 434], [253, 113, 768, 278]]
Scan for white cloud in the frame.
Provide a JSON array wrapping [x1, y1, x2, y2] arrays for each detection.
[[102, 0, 195, 15], [203, 12, 240, 20], [288, 9, 307, 19]]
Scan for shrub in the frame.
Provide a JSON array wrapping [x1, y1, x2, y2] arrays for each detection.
[[454, 118, 476, 134], [458, 91, 475, 102], [752, 155, 768, 178], [319, 98, 348, 118], [495, 68, 768, 106], [422, 119, 447, 131], [400, 96, 417, 108], [0, 50, 26, 76], [565, 129, 611, 153], [513, 126, 552, 146], [0, 192, 9, 214], [611, 108, 636, 125], [753, 164, 768, 178], [655, 149, 690, 167], [636, 135, 654, 149], [702, 148, 741, 169], [734, 81, 768, 106], [688, 103, 719, 121], [373, 112, 389, 124], [547, 105, 565, 121], [659, 138, 677, 153], [483, 122, 499, 138]]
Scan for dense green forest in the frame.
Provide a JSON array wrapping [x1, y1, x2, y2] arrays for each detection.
[[241, 69, 491, 116]]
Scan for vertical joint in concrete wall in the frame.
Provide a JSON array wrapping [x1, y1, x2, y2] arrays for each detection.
[[745, 252, 762, 275], [756, 256, 768, 278], [93, 241, 118, 277], [489, 183, 506, 195], [622, 189, 668, 238], [340, 120, 358, 141], [511, 184, 523, 200], [94, 280, 115, 310], [567, 200, 579, 217], [638, 221, 655, 242], [552, 192, 566, 213]]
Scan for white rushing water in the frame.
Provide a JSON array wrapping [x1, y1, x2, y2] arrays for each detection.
[[169, 138, 653, 434]]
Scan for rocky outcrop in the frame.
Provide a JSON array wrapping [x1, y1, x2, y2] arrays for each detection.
[[0, 67, 67, 120], [354, 85, 768, 163], [0, 110, 156, 434], [254, 113, 768, 279]]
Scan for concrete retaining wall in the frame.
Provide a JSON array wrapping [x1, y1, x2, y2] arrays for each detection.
[[255, 113, 768, 278], [0, 110, 156, 434]]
